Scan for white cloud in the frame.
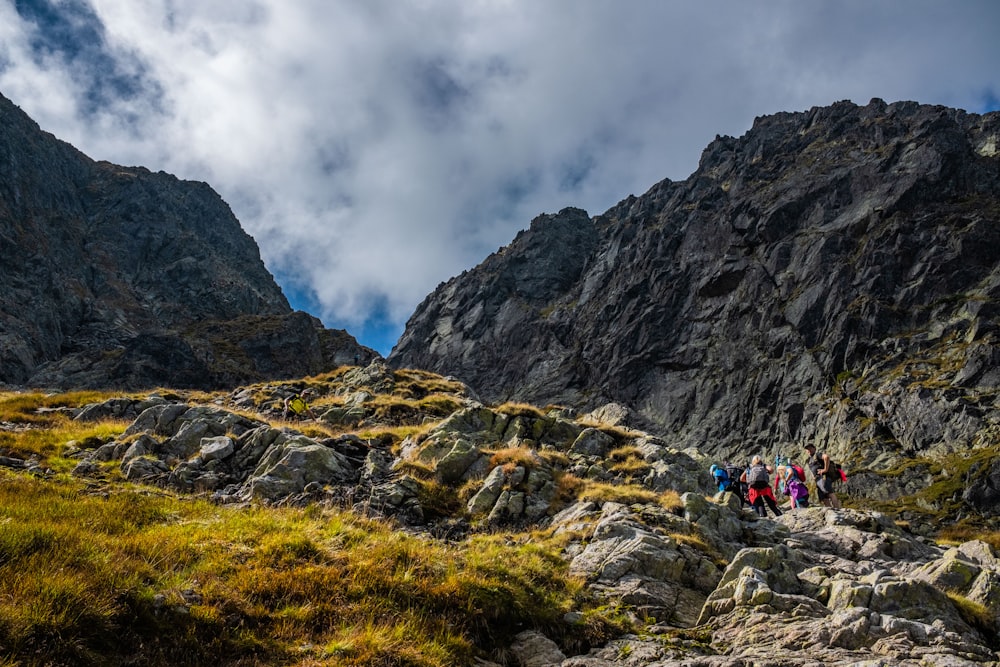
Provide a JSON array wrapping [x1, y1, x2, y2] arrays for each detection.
[[1, 0, 998, 353]]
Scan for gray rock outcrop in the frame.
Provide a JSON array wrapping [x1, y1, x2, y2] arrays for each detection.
[[71, 396, 371, 502], [561, 507, 1000, 666]]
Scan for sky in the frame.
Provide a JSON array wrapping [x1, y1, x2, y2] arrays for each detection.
[[1, 1, 998, 355]]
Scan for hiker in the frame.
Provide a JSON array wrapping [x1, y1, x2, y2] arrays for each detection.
[[740, 456, 782, 517], [803, 444, 842, 508], [710, 462, 747, 507], [710, 464, 731, 494], [708, 463, 747, 509], [725, 461, 748, 507], [773, 455, 789, 500], [778, 460, 810, 509], [283, 389, 317, 420]]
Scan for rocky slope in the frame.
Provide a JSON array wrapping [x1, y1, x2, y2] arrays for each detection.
[[389, 99, 1000, 501], [0, 91, 374, 389], [6, 362, 995, 665]]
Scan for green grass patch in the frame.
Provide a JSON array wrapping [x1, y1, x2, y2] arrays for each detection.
[[0, 390, 128, 425], [0, 418, 130, 472], [0, 469, 615, 666]]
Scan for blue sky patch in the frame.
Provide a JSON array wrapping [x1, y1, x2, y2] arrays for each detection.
[[980, 89, 999, 113]]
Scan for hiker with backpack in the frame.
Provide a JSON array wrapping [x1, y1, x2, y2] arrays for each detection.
[[775, 459, 810, 509], [710, 464, 730, 493], [726, 461, 748, 507], [803, 444, 842, 508], [710, 463, 747, 507], [283, 388, 318, 420], [739, 456, 783, 517]]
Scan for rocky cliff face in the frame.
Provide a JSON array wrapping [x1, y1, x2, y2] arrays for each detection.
[[0, 91, 374, 389], [389, 99, 1000, 481]]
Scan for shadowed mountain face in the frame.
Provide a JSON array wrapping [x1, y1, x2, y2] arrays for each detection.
[[0, 92, 374, 389], [389, 99, 1000, 470]]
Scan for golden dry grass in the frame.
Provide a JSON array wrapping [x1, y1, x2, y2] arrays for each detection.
[[489, 445, 540, 470], [936, 525, 1000, 551], [576, 481, 683, 510], [0, 470, 612, 666], [495, 402, 546, 419]]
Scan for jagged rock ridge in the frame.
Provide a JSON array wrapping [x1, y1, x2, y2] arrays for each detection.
[[0, 91, 374, 389], [389, 99, 1000, 483]]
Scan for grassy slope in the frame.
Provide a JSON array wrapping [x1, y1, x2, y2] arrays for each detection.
[[0, 381, 628, 666]]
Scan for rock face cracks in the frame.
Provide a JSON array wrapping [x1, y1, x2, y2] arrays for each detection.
[[389, 99, 1000, 482]]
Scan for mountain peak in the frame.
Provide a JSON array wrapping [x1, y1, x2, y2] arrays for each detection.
[[0, 90, 374, 389]]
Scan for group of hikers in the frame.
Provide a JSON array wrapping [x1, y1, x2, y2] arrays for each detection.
[[710, 444, 846, 517]]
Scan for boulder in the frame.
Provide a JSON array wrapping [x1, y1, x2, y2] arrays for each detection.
[[509, 630, 566, 667], [434, 439, 486, 484], [467, 458, 557, 526], [243, 436, 358, 501], [74, 396, 169, 422], [122, 456, 170, 481], [681, 492, 745, 559], [566, 503, 722, 627], [200, 436, 235, 463], [570, 428, 616, 457]]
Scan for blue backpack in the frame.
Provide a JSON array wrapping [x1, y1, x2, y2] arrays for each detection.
[[711, 465, 732, 493]]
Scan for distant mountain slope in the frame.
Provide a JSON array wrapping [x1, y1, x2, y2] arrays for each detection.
[[0, 91, 374, 388], [389, 99, 1000, 469]]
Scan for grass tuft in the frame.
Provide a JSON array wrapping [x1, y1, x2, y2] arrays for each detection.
[[946, 591, 995, 638], [495, 402, 546, 419], [489, 445, 540, 470], [937, 526, 1000, 552], [575, 480, 682, 510]]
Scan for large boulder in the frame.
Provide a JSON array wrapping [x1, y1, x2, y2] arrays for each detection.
[[563, 502, 722, 627], [242, 436, 358, 501], [466, 457, 557, 526]]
